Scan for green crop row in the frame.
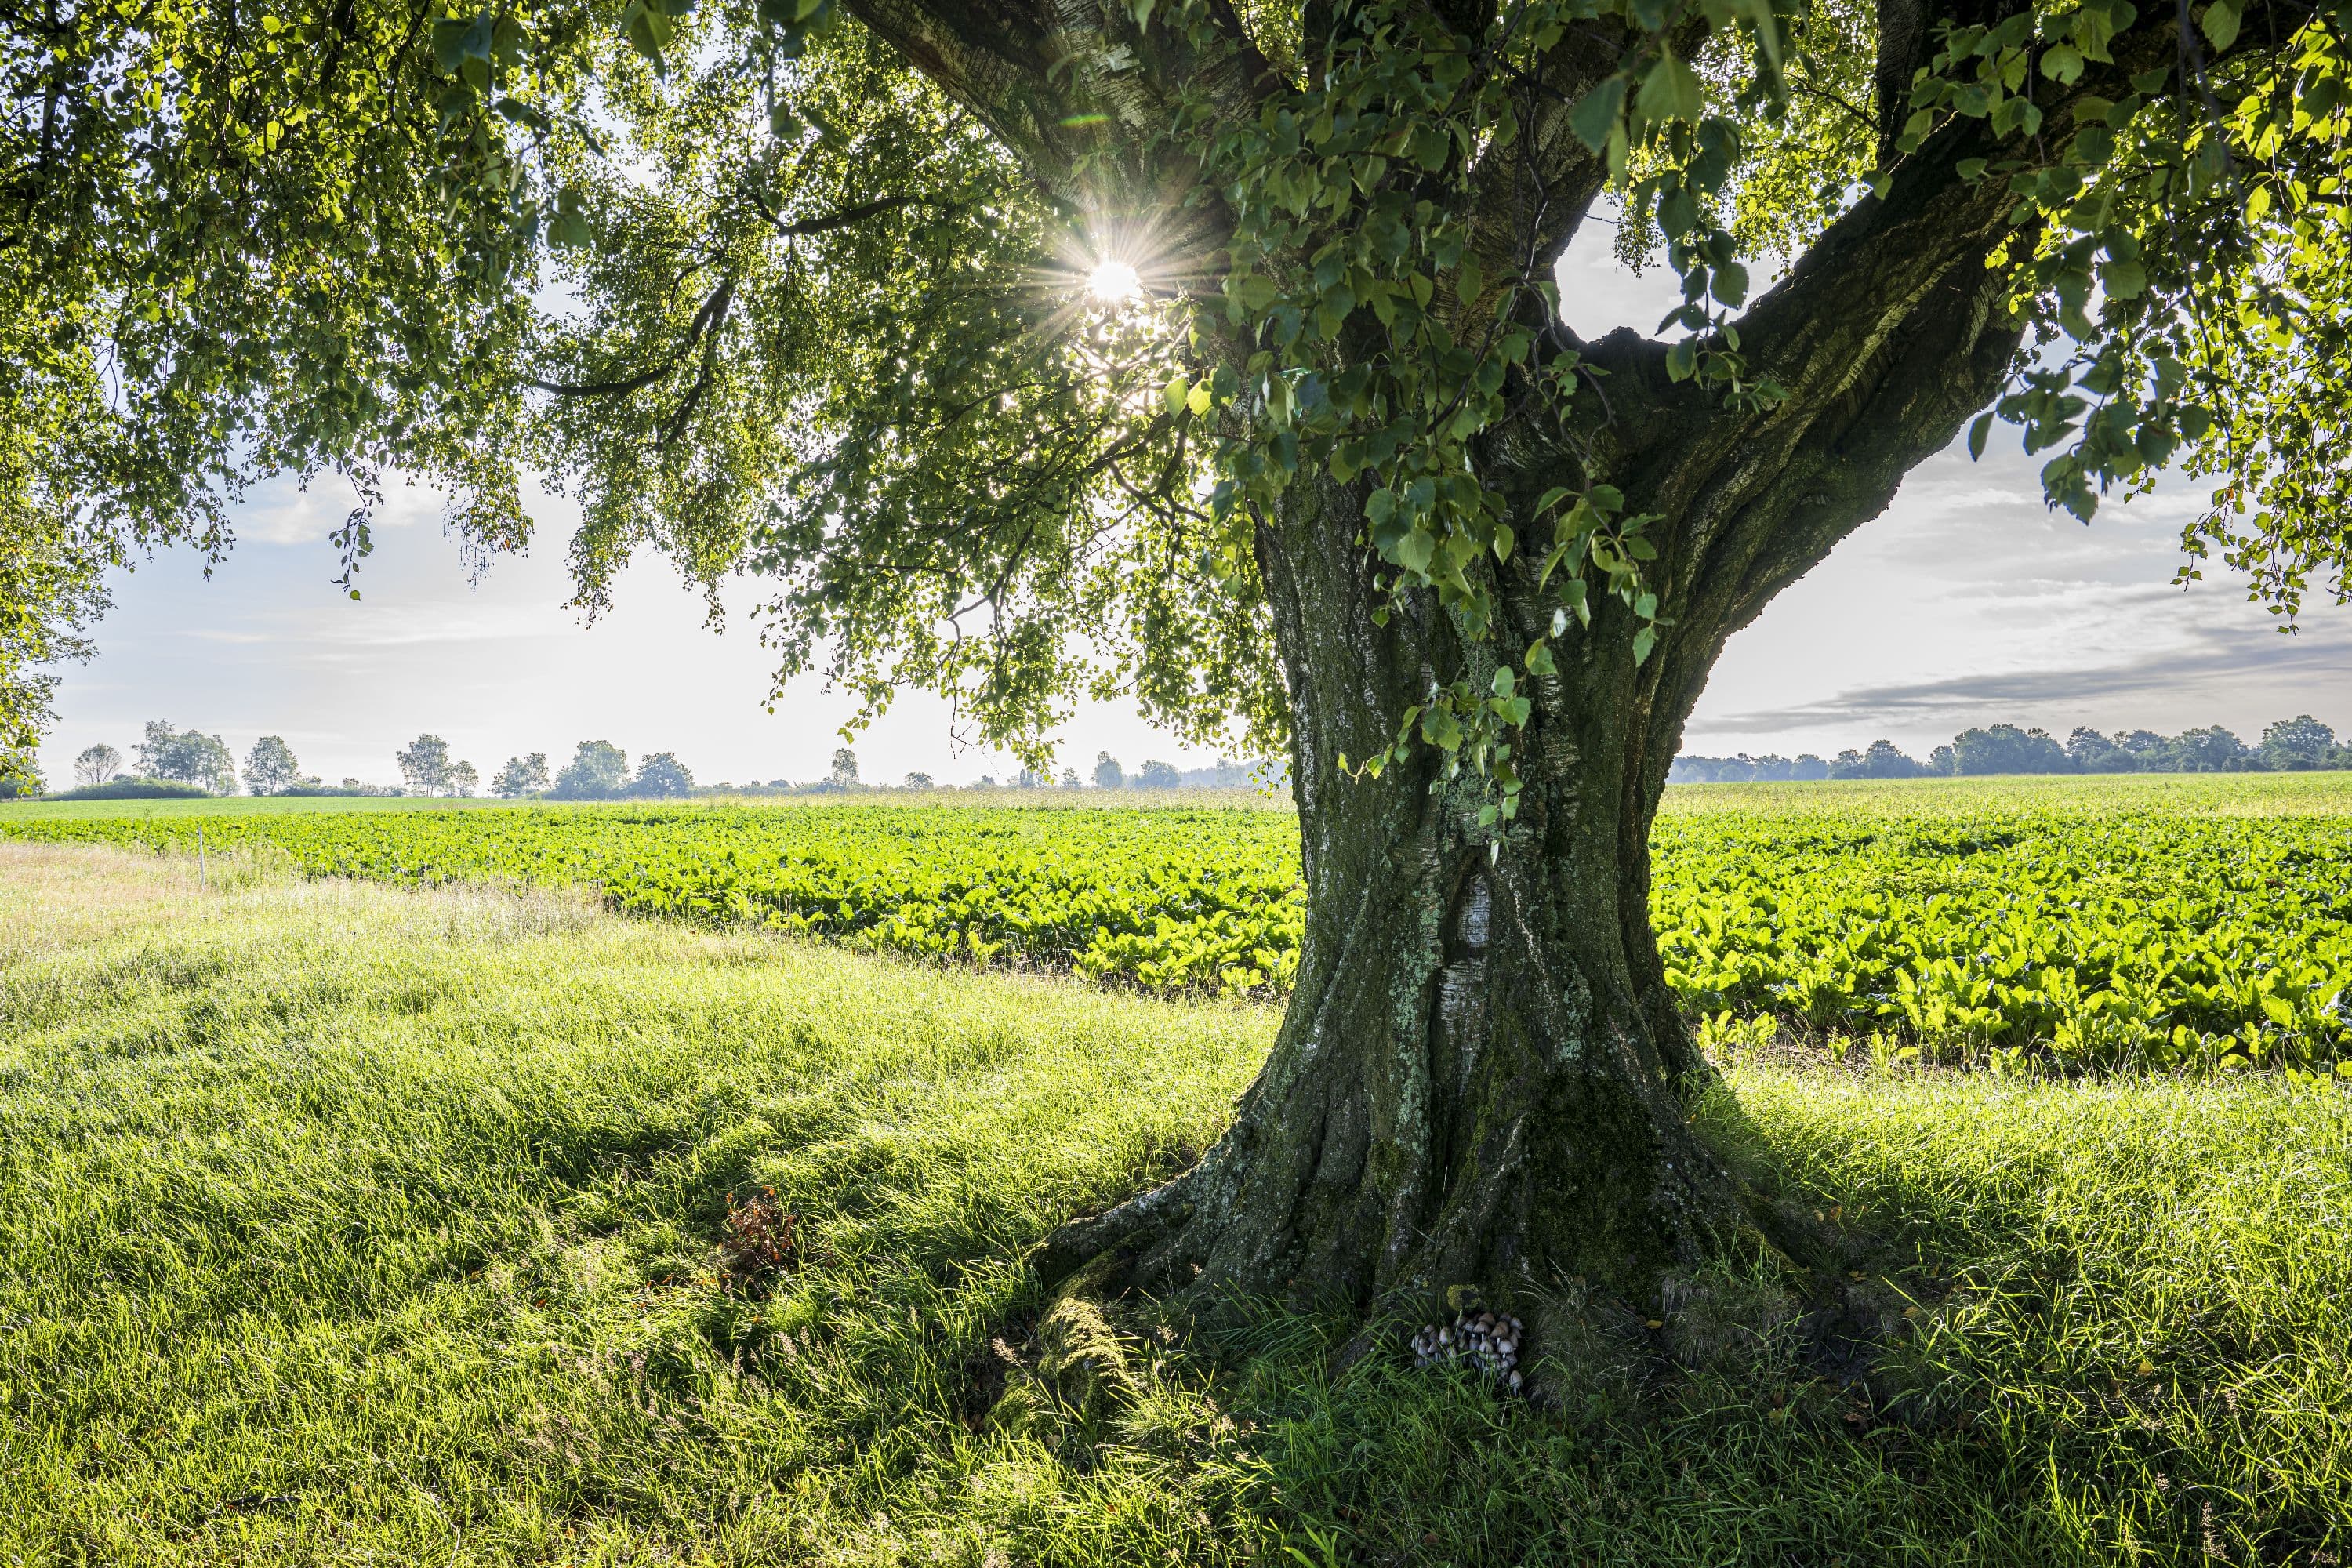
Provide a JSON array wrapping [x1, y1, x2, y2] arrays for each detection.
[[1650, 812, 2352, 1071], [2, 797, 2345, 1069]]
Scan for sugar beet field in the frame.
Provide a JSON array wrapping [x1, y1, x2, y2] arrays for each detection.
[[4, 774, 2349, 1072]]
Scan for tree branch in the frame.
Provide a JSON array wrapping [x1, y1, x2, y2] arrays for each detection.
[[525, 276, 735, 398], [739, 187, 953, 238]]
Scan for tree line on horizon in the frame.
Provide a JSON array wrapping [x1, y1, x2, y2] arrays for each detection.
[[1671, 717, 2352, 784], [18, 728, 1273, 800], [34, 726, 700, 802]]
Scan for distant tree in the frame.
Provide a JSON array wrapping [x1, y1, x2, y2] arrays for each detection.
[[1926, 746, 1958, 777], [138, 720, 237, 793], [1093, 752, 1123, 790], [903, 771, 935, 789], [492, 753, 550, 797], [629, 752, 695, 797], [976, 775, 998, 788], [1012, 768, 1044, 789], [74, 744, 122, 787], [1827, 741, 1921, 780], [1952, 724, 2071, 776], [444, 760, 481, 797], [395, 735, 454, 795], [2065, 727, 2133, 772], [2166, 726, 2249, 772], [2259, 715, 2337, 771], [2114, 729, 2169, 758], [244, 735, 301, 795], [1134, 759, 1182, 789], [829, 747, 859, 788], [551, 740, 630, 800], [1058, 766, 1081, 789]]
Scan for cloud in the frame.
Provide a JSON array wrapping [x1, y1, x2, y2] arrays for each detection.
[[231, 474, 451, 547], [1713, 616, 2352, 731]]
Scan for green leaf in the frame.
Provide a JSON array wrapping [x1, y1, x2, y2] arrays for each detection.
[[2100, 257, 2147, 300], [2200, 0, 2239, 52], [1636, 55, 1705, 128], [1163, 374, 1191, 417], [1632, 626, 1657, 665], [494, 97, 550, 134], [1968, 410, 1994, 460], [1665, 339, 1697, 382], [621, 0, 672, 67], [1568, 79, 1627, 154]]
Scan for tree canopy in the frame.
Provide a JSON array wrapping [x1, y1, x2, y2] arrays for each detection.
[[7, 0, 2348, 780]]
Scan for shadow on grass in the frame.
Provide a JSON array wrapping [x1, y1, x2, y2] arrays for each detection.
[[950, 1076, 2350, 1567]]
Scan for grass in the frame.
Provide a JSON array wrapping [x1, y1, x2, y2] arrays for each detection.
[[4, 842, 2348, 1565]]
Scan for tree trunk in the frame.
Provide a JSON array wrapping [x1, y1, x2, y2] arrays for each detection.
[[1046, 463, 1751, 1324], [1036, 89, 2032, 1331]]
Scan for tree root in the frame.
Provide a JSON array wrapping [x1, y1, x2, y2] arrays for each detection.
[[1028, 1162, 1203, 1293]]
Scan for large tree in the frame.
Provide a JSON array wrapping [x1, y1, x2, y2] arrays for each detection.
[[8, 0, 2350, 1320]]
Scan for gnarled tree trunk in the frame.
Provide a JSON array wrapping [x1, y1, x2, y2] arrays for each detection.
[[848, 0, 2088, 1335], [1044, 148, 2030, 1323]]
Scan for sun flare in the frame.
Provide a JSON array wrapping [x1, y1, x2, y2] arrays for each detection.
[[1087, 259, 1143, 303]]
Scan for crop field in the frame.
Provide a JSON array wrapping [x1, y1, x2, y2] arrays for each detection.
[[2, 772, 2347, 1068]]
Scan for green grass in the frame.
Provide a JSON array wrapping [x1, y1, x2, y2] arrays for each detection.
[[4, 843, 2348, 1565]]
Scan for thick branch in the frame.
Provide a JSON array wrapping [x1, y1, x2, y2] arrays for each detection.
[[739, 187, 953, 238], [526, 276, 734, 398]]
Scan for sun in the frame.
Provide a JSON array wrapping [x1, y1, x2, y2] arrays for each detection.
[[1087, 259, 1142, 303]]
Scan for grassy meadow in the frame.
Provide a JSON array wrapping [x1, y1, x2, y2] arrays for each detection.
[[3, 822, 2349, 1565]]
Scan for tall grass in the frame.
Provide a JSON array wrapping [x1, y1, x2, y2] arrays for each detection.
[[2, 844, 2345, 1565]]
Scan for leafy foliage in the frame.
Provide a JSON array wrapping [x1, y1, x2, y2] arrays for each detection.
[[135, 720, 237, 794]]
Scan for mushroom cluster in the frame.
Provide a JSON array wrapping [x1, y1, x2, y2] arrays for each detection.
[[1410, 1309, 1523, 1392]]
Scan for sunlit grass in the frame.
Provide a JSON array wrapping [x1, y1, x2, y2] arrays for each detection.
[[3, 846, 2346, 1565]]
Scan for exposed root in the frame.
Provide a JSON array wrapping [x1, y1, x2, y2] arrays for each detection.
[[1029, 1161, 1203, 1290]]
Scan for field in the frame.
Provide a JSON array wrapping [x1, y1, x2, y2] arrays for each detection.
[[5, 773, 2348, 1067], [3, 837, 2348, 1565]]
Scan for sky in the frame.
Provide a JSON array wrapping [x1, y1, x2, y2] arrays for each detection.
[[34, 227, 2352, 789]]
